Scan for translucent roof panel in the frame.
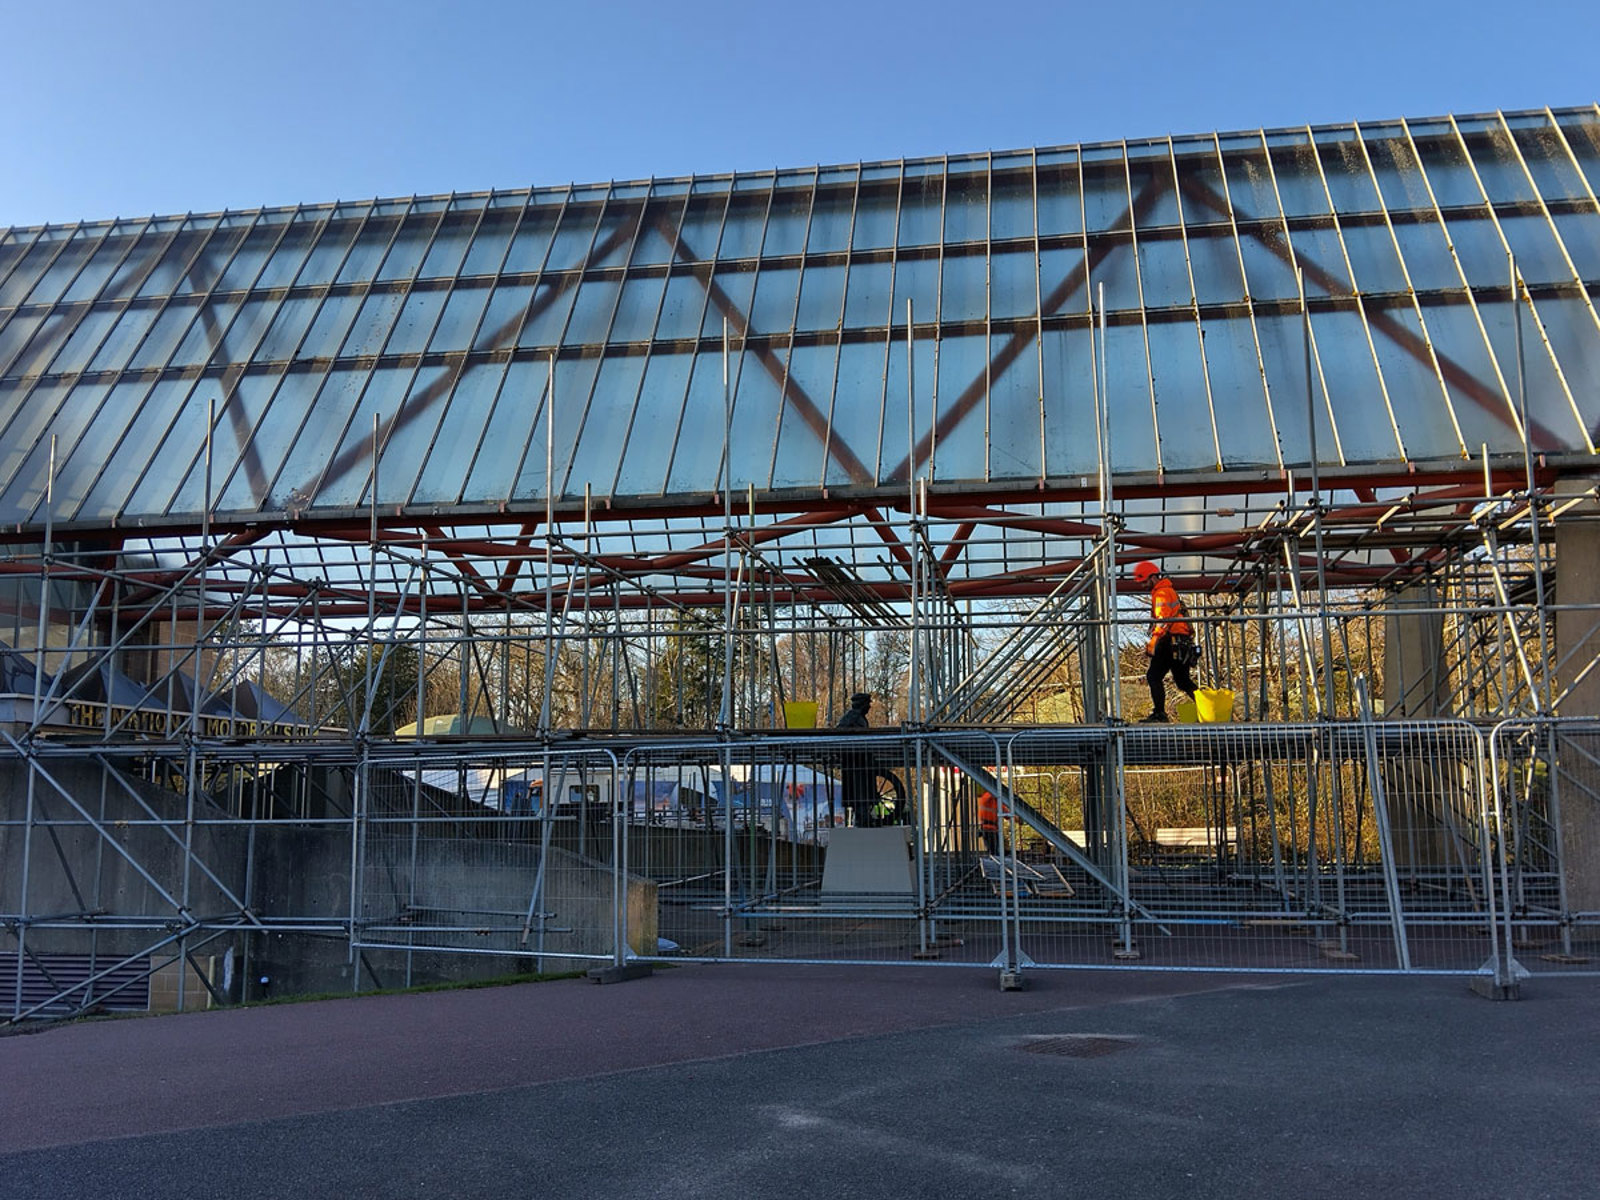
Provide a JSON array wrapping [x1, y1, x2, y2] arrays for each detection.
[[2, 105, 1598, 534]]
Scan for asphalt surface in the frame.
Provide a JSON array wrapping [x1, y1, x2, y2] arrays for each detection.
[[2, 964, 1596, 1199]]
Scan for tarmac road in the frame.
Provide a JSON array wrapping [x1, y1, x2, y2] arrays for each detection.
[[2, 964, 1595, 1199]]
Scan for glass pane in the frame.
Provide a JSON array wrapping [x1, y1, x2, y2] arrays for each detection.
[[655, 272, 711, 341], [0, 312, 44, 376], [943, 172, 987, 246], [127, 300, 201, 370], [1501, 213, 1575, 284], [1536, 294, 1600, 445], [843, 258, 894, 328], [614, 349, 694, 496], [0, 378, 72, 495], [22, 231, 97, 306], [212, 222, 282, 292], [375, 212, 440, 282], [761, 191, 811, 257], [0, 381, 111, 521], [350, 363, 456, 507], [828, 338, 889, 486], [253, 221, 321, 290], [1269, 140, 1332, 217], [413, 357, 514, 504], [608, 272, 665, 342], [222, 294, 283, 358], [499, 206, 560, 274], [1221, 146, 1281, 225], [1475, 297, 1581, 453], [418, 210, 480, 278], [664, 352, 731, 495], [805, 186, 854, 254], [769, 341, 836, 489], [1200, 314, 1279, 468], [1184, 230, 1245, 306], [1369, 303, 1460, 458], [519, 279, 580, 347], [1087, 234, 1141, 311], [891, 255, 939, 326], [541, 354, 603, 500], [168, 297, 243, 368], [61, 225, 141, 302], [1134, 236, 1192, 309], [1315, 132, 1383, 214], [337, 215, 402, 285], [0, 234, 64, 306], [1175, 147, 1229, 227], [928, 333, 987, 482], [1392, 218, 1463, 291], [990, 169, 1035, 241], [897, 174, 944, 247], [565, 353, 646, 493], [1254, 311, 1358, 466], [590, 202, 645, 269], [1146, 320, 1216, 471], [1365, 135, 1434, 214], [717, 194, 769, 260], [851, 181, 898, 251], [110, 378, 212, 518], [793, 262, 846, 333], [1443, 211, 1512, 285], [562, 277, 622, 344], [199, 368, 320, 513], [477, 283, 536, 350], [72, 377, 196, 522], [989, 249, 1037, 320], [296, 293, 364, 358], [44, 376, 142, 515], [938, 251, 986, 324], [748, 266, 800, 333], [1290, 225, 1354, 296], [1037, 160, 1083, 239], [299, 366, 419, 507], [1039, 246, 1089, 314], [457, 208, 517, 276], [674, 195, 729, 260], [1418, 299, 1515, 453], [461, 357, 545, 504], [425, 283, 493, 353], [293, 211, 366, 287], [986, 331, 1042, 478], [1553, 211, 1600, 282], [1041, 323, 1099, 475], [1081, 157, 1129, 232], [1460, 125, 1537, 205], [627, 197, 690, 267], [1555, 113, 1600, 198], [384, 287, 450, 355], [1404, 127, 1482, 208], [3, 309, 79, 378], [701, 264, 754, 338], [253, 295, 323, 361]]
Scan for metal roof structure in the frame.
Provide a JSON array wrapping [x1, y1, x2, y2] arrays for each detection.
[[1, 107, 1596, 537]]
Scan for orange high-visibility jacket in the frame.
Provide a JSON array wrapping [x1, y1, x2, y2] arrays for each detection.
[[1146, 577, 1191, 654], [977, 791, 998, 832]]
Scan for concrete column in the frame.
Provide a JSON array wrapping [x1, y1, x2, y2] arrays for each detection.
[[1382, 581, 1454, 873], [1553, 478, 1600, 913]]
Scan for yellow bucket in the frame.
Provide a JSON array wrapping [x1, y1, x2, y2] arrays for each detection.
[[1175, 699, 1198, 724], [1195, 688, 1235, 723], [782, 700, 818, 729]]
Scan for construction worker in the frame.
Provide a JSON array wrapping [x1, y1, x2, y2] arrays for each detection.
[[977, 789, 1000, 855], [836, 692, 876, 825], [1132, 561, 1198, 723]]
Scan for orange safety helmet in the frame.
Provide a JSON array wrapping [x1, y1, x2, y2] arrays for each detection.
[[1132, 561, 1161, 584]]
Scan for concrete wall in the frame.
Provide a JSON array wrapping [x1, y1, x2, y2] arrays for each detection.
[[1, 756, 658, 1008], [1554, 478, 1600, 913]]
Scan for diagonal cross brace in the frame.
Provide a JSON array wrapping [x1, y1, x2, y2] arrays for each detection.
[[927, 740, 1167, 930]]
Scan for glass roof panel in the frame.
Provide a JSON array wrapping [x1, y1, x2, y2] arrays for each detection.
[[2, 106, 1596, 534]]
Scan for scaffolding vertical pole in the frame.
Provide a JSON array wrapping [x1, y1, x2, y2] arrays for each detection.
[[541, 353, 557, 732], [720, 320, 734, 729]]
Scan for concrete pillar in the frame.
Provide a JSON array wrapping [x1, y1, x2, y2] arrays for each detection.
[[1553, 478, 1600, 913], [1382, 581, 1455, 873]]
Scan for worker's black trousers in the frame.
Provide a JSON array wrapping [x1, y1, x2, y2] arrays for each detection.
[[1147, 634, 1197, 716]]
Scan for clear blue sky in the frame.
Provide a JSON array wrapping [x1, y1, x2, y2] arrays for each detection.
[[4, 0, 1597, 227]]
